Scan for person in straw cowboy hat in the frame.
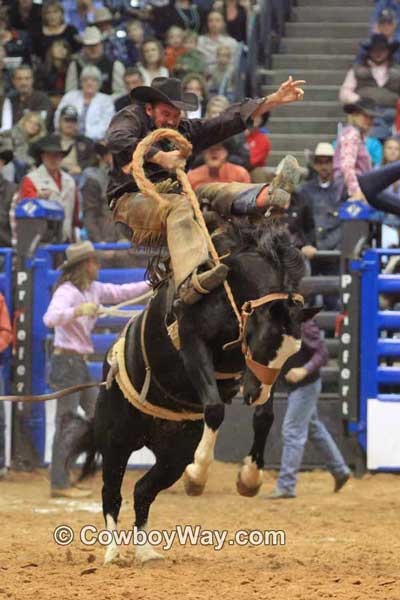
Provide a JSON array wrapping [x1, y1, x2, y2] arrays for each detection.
[[43, 240, 150, 498], [107, 75, 306, 305]]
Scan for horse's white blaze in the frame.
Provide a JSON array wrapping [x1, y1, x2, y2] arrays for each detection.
[[185, 425, 217, 486], [104, 514, 119, 564], [252, 335, 301, 405], [135, 524, 164, 563], [239, 455, 263, 489]]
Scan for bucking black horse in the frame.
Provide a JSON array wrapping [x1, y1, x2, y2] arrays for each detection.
[[71, 221, 312, 564]]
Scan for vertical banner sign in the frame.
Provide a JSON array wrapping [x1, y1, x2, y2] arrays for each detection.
[[339, 270, 360, 422], [13, 264, 33, 395]]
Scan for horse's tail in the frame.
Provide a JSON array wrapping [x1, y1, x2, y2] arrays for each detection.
[[68, 417, 99, 482]]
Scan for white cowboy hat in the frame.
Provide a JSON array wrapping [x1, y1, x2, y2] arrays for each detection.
[[81, 26, 102, 46], [314, 142, 335, 158]]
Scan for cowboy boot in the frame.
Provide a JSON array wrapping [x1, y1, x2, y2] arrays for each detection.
[[267, 155, 303, 208]]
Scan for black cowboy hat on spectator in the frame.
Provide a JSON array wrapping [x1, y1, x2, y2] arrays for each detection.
[[343, 97, 383, 118], [363, 33, 400, 54], [29, 133, 72, 163], [130, 77, 199, 112], [378, 8, 397, 24], [0, 137, 13, 164]]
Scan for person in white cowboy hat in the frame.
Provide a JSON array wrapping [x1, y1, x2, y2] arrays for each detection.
[[107, 75, 306, 305], [43, 240, 150, 499], [65, 25, 125, 96]]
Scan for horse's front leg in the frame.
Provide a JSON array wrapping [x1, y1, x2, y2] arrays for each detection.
[[237, 390, 275, 497], [179, 336, 224, 496]]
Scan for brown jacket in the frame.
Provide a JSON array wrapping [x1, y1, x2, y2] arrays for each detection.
[[105, 98, 262, 204]]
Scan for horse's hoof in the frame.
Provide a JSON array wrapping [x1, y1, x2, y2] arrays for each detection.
[[236, 473, 262, 497], [135, 546, 165, 564], [183, 471, 205, 496], [103, 546, 121, 565]]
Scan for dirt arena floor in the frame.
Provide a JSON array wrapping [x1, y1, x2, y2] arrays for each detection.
[[0, 462, 399, 600]]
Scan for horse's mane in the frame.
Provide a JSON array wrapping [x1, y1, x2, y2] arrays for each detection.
[[220, 218, 306, 291]]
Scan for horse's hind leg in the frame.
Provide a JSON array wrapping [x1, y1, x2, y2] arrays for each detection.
[[237, 395, 275, 497], [134, 444, 196, 563], [102, 443, 132, 564]]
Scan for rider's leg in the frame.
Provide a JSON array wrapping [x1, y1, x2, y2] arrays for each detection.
[[197, 155, 303, 216], [358, 161, 400, 216], [112, 191, 228, 304]]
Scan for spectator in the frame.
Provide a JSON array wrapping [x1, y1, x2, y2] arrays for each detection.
[[182, 73, 208, 118], [138, 38, 169, 86], [32, 1, 80, 62], [20, 133, 78, 242], [265, 315, 351, 499], [207, 45, 236, 101], [81, 142, 117, 243], [202, 95, 250, 168], [0, 111, 47, 182], [114, 67, 144, 112], [56, 105, 95, 178], [43, 240, 150, 498], [0, 137, 18, 246], [333, 98, 400, 216], [340, 33, 400, 139], [197, 10, 238, 69], [0, 291, 12, 479], [62, 0, 105, 34], [93, 7, 131, 66], [245, 113, 271, 174], [124, 19, 144, 67], [65, 26, 125, 97], [8, 0, 42, 37], [8, 64, 54, 131], [151, 0, 206, 39], [164, 26, 186, 72], [371, 0, 400, 36], [173, 30, 206, 79], [220, 0, 249, 43], [0, 6, 31, 65], [34, 40, 73, 109], [298, 143, 344, 309], [0, 45, 13, 98], [188, 141, 250, 189], [56, 65, 115, 140], [380, 137, 400, 236], [366, 9, 400, 60]]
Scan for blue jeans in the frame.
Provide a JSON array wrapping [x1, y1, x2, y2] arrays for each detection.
[[277, 379, 350, 495]]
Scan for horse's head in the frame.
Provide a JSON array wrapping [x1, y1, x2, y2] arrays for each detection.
[[225, 222, 312, 405]]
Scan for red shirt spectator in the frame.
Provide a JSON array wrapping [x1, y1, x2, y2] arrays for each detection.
[[188, 143, 251, 190]]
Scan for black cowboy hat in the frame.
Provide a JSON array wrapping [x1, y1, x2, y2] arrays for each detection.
[[343, 97, 383, 118], [0, 137, 13, 164], [130, 77, 199, 112], [29, 133, 72, 162], [362, 33, 400, 54]]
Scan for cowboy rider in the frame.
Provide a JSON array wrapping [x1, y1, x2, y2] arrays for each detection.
[[106, 76, 305, 304]]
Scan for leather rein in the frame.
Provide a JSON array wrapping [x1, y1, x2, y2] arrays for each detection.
[[237, 292, 304, 386]]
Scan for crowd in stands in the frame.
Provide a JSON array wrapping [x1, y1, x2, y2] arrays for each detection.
[[0, 1, 398, 267]]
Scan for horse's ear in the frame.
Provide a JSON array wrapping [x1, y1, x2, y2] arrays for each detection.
[[299, 306, 323, 323]]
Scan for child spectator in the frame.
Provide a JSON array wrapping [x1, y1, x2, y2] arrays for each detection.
[[207, 45, 236, 101], [138, 38, 169, 86], [125, 19, 144, 67], [164, 26, 186, 72], [182, 73, 208, 118], [173, 30, 206, 79], [245, 113, 271, 171]]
